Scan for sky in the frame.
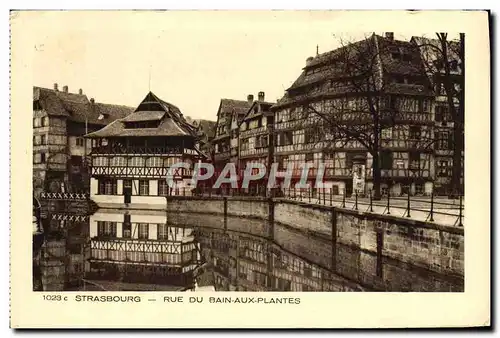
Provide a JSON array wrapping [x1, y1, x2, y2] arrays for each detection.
[[26, 11, 460, 121]]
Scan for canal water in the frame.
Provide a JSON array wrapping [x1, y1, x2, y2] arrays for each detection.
[[33, 207, 366, 292], [33, 206, 463, 292]]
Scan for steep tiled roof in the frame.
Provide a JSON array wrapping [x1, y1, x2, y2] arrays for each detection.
[[121, 111, 165, 122], [274, 34, 433, 109], [213, 98, 252, 141], [33, 86, 134, 125], [85, 91, 197, 138], [219, 99, 252, 115], [93, 103, 135, 125], [195, 119, 216, 139], [33, 87, 70, 117]]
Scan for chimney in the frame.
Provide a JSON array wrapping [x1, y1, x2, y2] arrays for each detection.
[[385, 32, 394, 41], [53, 83, 58, 91], [258, 91, 265, 102], [78, 89, 83, 95], [247, 94, 254, 104], [63, 85, 68, 93], [90, 98, 95, 104]]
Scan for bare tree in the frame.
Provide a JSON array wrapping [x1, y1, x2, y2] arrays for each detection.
[[293, 34, 434, 199], [413, 33, 464, 196]]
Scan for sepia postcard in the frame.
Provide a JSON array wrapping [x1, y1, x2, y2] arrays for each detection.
[[10, 10, 490, 328]]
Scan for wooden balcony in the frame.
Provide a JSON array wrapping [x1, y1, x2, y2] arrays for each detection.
[[240, 126, 268, 137], [91, 166, 193, 178], [91, 145, 197, 156], [240, 147, 268, 158]]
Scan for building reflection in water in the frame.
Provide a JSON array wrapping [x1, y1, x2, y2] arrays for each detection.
[[34, 208, 361, 292], [196, 228, 359, 292]]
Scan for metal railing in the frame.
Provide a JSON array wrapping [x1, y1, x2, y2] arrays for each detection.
[[39, 192, 89, 200], [280, 188, 464, 227], [187, 186, 464, 227]]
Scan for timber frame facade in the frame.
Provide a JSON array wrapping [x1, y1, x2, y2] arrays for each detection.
[[196, 228, 361, 291], [271, 33, 436, 197], [85, 91, 206, 208], [33, 84, 133, 197], [411, 36, 464, 195], [212, 96, 253, 171], [86, 209, 201, 288], [237, 92, 275, 193]]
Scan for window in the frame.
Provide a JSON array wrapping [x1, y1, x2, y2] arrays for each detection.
[[240, 139, 249, 151], [41, 116, 48, 127], [381, 128, 393, 140], [98, 179, 118, 195], [415, 183, 424, 195], [436, 131, 452, 150], [437, 160, 450, 177], [254, 271, 267, 287], [97, 221, 117, 237], [40, 153, 46, 163], [138, 223, 149, 240], [129, 157, 145, 167], [93, 157, 108, 167], [123, 215, 131, 238], [305, 153, 314, 162], [33, 118, 39, 128], [139, 180, 149, 195], [409, 126, 421, 140], [158, 180, 170, 196], [283, 131, 293, 146], [40, 135, 46, 145], [76, 137, 84, 147], [380, 150, 393, 170], [304, 129, 318, 144], [164, 157, 181, 167], [449, 60, 458, 71], [422, 99, 430, 113], [409, 151, 420, 170], [435, 105, 450, 122], [157, 224, 168, 240], [146, 157, 163, 167], [110, 156, 126, 167]]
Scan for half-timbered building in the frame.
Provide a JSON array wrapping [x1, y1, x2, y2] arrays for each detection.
[[271, 33, 436, 196], [196, 227, 360, 291], [212, 96, 253, 171], [87, 209, 201, 289], [412, 36, 464, 195], [85, 91, 205, 209], [238, 92, 275, 193], [33, 84, 132, 196]]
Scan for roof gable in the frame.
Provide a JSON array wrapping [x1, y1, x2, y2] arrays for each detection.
[[85, 91, 197, 138]]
